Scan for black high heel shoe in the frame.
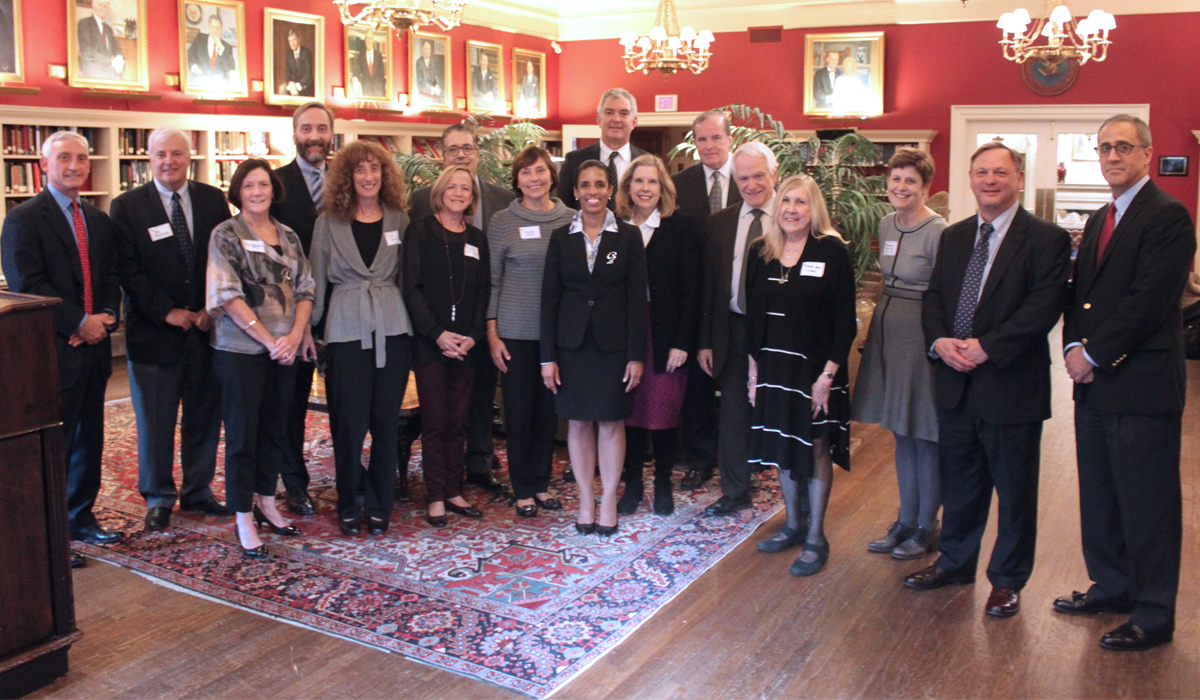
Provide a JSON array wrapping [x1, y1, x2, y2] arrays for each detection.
[[242, 545, 269, 560], [596, 520, 619, 537], [445, 501, 483, 518], [253, 506, 301, 536], [339, 518, 361, 536], [367, 517, 388, 536], [575, 521, 596, 535], [534, 496, 563, 511]]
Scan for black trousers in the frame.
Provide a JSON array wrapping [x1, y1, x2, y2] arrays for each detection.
[[935, 402, 1042, 590], [60, 343, 111, 528], [1075, 405, 1181, 632], [715, 313, 752, 500], [326, 336, 411, 520], [680, 353, 717, 471], [464, 339, 499, 476], [501, 338, 557, 500], [213, 350, 297, 513], [279, 358, 316, 494]]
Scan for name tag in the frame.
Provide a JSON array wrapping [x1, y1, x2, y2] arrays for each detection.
[[242, 239, 266, 253], [384, 230, 401, 246], [800, 262, 826, 277], [882, 240, 898, 257], [148, 223, 174, 241], [519, 226, 541, 240], [464, 243, 480, 260]]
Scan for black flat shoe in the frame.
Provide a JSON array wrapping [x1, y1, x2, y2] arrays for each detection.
[[144, 506, 172, 532], [180, 496, 234, 516], [516, 504, 538, 518], [534, 496, 563, 511], [426, 514, 448, 528], [284, 490, 316, 516], [1053, 590, 1133, 615], [339, 518, 361, 536], [253, 506, 301, 536], [1100, 622, 1173, 652], [71, 522, 121, 545], [242, 545, 269, 560], [790, 541, 830, 576], [445, 501, 483, 518], [367, 518, 388, 536], [758, 525, 804, 553]]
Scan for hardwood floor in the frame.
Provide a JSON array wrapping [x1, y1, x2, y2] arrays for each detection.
[[34, 347, 1199, 699]]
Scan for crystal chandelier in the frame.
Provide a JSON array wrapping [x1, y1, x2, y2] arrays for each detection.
[[997, 0, 1115, 65], [619, 0, 714, 76], [333, 0, 466, 32]]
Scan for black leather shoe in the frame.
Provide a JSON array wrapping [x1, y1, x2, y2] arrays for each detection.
[[71, 522, 120, 545], [516, 504, 538, 518], [985, 586, 1021, 617], [561, 468, 576, 483], [426, 514, 448, 528], [868, 521, 914, 553], [445, 501, 483, 517], [367, 518, 388, 536], [596, 520, 619, 536], [704, 494, 752, 516], [339, 518, 361, 536], [1053, 591, 1133, 616], [242, 545, 269, 560], [790, 541, 830, 577], [180, 496, 234, 516], [758, 525, 804, 553], [253, 506, 301, 536], [904, 564, 976, 591], [680, 468, 713, 490], [1100, 622, 1173, 652], [575, 521, 596, 535], [466, 472, 505, 494], [144, 506, 172, 532], [534, 496, 563, 511], [284, 490, 316, 516], [70, 552, 87, 569]]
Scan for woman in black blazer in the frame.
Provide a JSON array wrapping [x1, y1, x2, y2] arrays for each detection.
[[613, 154, 701, 517], [541, 160, 647, 536]]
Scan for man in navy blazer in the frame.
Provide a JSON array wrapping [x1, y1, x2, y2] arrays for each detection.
[[1, 131, 122, 565], [186, 14, 238, 89], [111, 127, 233, 532], [557, 88, 647, 211], [1056, 115, 1195, 651], [906, 142, 1071, 618]]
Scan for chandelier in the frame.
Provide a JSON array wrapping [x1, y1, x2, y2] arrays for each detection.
[[619, 0, 714, 76], [333, 0, 466, 32], [997, 0, 1115, 65]]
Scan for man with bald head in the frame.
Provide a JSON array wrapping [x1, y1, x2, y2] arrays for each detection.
[[111, 127, 233, 532]]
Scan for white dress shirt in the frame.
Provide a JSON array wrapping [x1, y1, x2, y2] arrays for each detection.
[[155, 179, 193, 239], [598, 142, 633, 184], [731, 196, 774, 314], [702, 157, 733, 210]]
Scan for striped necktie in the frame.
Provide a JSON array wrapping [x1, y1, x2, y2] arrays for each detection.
[[310, 167, 324, 210]]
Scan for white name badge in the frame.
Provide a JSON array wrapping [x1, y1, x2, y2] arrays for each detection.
[[519, 226, 541, 240], [384, 230, 401, 246], [800, 261, 826, 277], [882, 240, 898, 257], [464, 243, 480, 260], [148, 223, 174, 241], [242, 239, 266, 253]]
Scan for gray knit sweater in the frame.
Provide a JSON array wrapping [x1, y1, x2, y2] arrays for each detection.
[[487, 198, 576, 340]]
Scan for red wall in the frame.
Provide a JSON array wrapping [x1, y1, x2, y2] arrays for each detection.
[[559, 13, 1200, 217], [3, 0, 560, 127]]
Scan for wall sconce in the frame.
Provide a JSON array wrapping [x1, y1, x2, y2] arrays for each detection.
[[164, 73, 180, 87], [48, 64, 67, 79], [455, 97, 466, 109], [251, 79, 264, 92]]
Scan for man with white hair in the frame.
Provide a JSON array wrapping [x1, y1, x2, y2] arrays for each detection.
[[2, 131, 122, 566], [110, 127, 233, 532], [557, 87, 648, 210], [697, 141, 779, 515]]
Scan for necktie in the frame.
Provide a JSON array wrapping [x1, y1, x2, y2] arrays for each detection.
[[210, 43, 218, 69], [310, 168, 324, 210], [170, 192, 196, 280], [367, 52, 374, 75], [708, 171, 723, 214], [736, 209, 764, 313], [72, 201, 94, 315], [606, 151, 619, 200], [953, 222, 993, 340], [1095, 202, 1116, 263]]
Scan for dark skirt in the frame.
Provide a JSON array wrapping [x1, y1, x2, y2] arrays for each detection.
[[555, 323, 632, 422], [627, 317, 688, 430]]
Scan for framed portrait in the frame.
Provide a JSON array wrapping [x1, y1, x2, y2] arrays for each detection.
[[802, 31, 884, 118], [409, 30, 450, 110], [178, 0, 246, 97], [466, 40, 504, 114], [345, 24, 392, 102], [1070, 133, 1099, 161], [264, 8, 323, 106], [511, 48, 545, 119], [1158, 156, 1188, 177], [0, 0, 24, 82], [67, 0, 149, 91]]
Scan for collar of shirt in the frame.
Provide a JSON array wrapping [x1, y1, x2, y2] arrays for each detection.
[[47, 183, 86, 239], [209, 36, 221, 54], [296, 156, 325, 182], [978, 199, 1019, 240], [155, 179, 192, 230], [702, 158, 732, 186], [625, 208, 660, 246], [598, 142, 631, 167], [569, 208, 619, 234], [740, 196, 774, 220], [1112, 174, 1151, 226]]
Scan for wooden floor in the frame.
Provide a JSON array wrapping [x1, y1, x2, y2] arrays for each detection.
[[35, 340, 1200, 699]]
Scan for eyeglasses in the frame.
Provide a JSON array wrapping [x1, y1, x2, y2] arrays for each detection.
[[445, 145, 478, 156], [1094, 143, 1141, 157]]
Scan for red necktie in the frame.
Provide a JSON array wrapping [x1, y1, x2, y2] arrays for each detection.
[[210, 44, 218, 69], [72, 201, 94, 314], [1095, 202, 1116, 263], [367, 53, 373, 75]]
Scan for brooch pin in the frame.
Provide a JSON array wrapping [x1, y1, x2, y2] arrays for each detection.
[[606, 251, 618, 264]]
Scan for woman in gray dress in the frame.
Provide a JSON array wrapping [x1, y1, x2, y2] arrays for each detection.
[[853, 148, 946, 560]]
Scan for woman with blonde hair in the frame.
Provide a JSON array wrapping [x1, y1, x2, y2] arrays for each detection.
[[747, 173, 856, 576], [309, 139, 413, 537]]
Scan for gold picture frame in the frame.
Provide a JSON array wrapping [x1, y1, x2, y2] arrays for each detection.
[[67, 0, 150, 91], [466, 39, 504, 115], [178, 0, 247, 98], [264, 8, 323, 106], [512, 48, 545, 119], [345, 23, 392, 102], [0, 0, 24, 82], [803, 31, 884, 118], [409, 30, 450, 111]]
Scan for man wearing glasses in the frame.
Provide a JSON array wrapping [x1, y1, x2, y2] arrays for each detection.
[[1056, 114, 1195, 651], [410, 123, 515, 496]]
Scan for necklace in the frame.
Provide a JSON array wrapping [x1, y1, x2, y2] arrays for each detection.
[[438, 220, 466, 322]]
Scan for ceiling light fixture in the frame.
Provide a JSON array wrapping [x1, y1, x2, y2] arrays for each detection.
[[998, 0, 1115, 65], [333, 0, 467, 32], [619, 0, 714, 77]]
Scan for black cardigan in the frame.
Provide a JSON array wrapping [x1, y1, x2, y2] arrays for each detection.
[[643, 212, 703, 371]]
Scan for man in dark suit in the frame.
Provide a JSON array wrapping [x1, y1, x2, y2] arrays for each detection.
[[76, 0, 125, 80], [283, 29, 314, 97], [470, 52, 499, 110], [410, 123, 515, 495], [186, 14, 237, 89], [110, 127, 233, 532], [905, 142, 1071, 619], [414, 39, 444, 106], [696, 142, 778, 515], [1, 131, 122, 567], [813, 51, 839, 108], [672, 110, 743, 489], [270, 101, 335, 515], [1056, 115, 1195, 651], [351, 31, 386, 98], [557, 88, 647, 211]]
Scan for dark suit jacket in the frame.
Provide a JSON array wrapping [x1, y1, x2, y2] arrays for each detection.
[[1, 189, 120, 375], [284, 45, 314, 96], [270, 159, 319, 255], [402, 216, 490, 365], [672, 162, 742, 223], [644, 212, 702, 370], [697, 202, 745, 378], [1064, 180, 1196, 414], [540, 220, 647, 364], [922, 206, 1071, 424], [813, 67, 836, 107], [414, 55, 444, 101], [111, 180, 231, 365], [556, 142, 649, 211], [187, 33, 237, 85], [471, 67, 498, 108], [409, 179, 515, 233], [352, 48, 386, 97], [77, 15, 123, 79]]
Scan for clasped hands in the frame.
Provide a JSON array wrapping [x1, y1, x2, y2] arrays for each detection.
[[68, 312, 115, 347], [934, 337, 989, 373], [437, 330, 475, 360], [1064, 345, 1095, 384]]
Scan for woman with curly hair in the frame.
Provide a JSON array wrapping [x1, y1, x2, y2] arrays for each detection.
[[309, 140, 413, 536]]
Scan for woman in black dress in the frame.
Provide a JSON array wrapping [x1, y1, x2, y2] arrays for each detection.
[[541, 160, 647, 536], [747, 173, 857, 576]]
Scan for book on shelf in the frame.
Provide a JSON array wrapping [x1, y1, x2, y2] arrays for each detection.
[[119, 128, 151, 156], [6, 161, 45, 193], [120, 160, 152, 191], [4, 125, 99, 155], [359, 135, 404, 155]]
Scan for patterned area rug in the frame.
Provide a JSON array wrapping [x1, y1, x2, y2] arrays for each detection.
[[79, 399, 845, 698]]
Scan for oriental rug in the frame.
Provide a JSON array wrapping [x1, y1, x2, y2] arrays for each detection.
[[77, 399, 853, 698]]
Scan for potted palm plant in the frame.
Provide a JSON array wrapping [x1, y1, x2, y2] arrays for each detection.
[[394, 115, 549, 195]]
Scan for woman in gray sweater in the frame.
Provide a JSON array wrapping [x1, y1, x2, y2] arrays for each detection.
[[486, 146, 576, 518]]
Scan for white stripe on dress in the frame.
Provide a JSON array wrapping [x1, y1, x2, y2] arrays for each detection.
[[756, 382, 811, 398], [751, 425, 813, 445], [761, 347, 808, 359]]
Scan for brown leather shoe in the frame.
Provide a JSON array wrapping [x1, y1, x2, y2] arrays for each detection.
[[985, 586, 1020, 617], [903, 564, 975, 591]]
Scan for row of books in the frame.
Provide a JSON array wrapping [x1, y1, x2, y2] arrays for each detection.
[[6, 161, 47, 193], [213, 160, 242, 189], [215, 131, 270, 156], [4, 126, 99, 156], [118, 129, 204, 157], [6, 194, 102, 209], [118, 161, 200, 190], [410, 137, 443, 159]]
